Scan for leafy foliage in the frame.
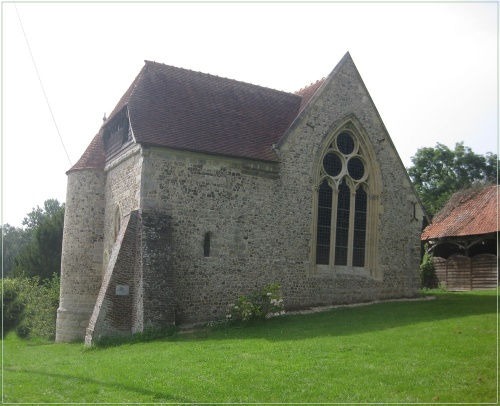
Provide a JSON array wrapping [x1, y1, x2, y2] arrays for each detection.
[[408, 142, 497, 216], [12, 199, 65, 280], [227, 283, 285, 322], [2, 278, 25, 335], [1, 224, 30, 278], [2, 275, 60, 339], [420, 245, 438, 289]]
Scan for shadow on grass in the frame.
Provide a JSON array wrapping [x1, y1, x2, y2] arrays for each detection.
[[179, 291, 498, 343], [3, 368, 193, 403]]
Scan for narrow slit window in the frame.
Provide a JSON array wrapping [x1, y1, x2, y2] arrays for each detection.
[[203, 232, 211, 257]]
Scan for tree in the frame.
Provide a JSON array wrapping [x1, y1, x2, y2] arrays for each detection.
[[1, 224, 30, 277], [408, 142, 498, 217], [13, 200, 65, 280]]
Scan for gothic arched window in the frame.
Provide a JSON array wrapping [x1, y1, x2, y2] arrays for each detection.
[[314, 130, 373, 268]]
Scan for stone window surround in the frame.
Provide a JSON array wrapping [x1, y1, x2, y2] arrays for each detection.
[[310, 117, 382, 280]]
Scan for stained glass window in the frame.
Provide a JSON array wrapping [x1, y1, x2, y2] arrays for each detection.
[[353, 188, 367, 267], [323, 153, 342, 177], [348, 158, 364, 180], [315, 129, 370, 269], [334, 183, 350, 265], [316, 180, 333, 265], [337, 133, 355, 155]]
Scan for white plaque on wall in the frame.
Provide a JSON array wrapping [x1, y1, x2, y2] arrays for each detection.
[[116, 285, 129, 295]]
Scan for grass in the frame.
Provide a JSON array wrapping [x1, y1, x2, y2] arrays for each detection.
[[2, 290, 497, 404]]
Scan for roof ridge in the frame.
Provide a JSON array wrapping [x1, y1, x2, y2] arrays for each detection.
[[295, 78, 326, 95], [144, 60, 301, 99]]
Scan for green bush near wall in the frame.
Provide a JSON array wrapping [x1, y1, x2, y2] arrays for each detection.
[[420, 245, 439, 289], [2, 275, 60, 340]]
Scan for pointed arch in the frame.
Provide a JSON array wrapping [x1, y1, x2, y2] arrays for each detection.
[[311, 115, 382, 276]]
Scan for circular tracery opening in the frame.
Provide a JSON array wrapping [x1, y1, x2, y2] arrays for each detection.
[[336, 132, 355, 155], [323, 153, 342, 177], [347, 157, 365, 180]]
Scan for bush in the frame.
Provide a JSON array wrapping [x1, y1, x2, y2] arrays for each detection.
[[2, 278, 25, 336], [420, 246, 439, 289], [2, 275, 60, 340], [227, 283, 285, 322]]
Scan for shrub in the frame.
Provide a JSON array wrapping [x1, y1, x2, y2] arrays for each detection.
[[227, 283, 285, 322], [2, 278, 25, 336], [420, 245, 439, 289], [2, 275, 60, 340]]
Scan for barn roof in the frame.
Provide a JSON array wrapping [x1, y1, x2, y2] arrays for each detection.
[[421, 185, 499, 240], [70, 58, 330, 172]]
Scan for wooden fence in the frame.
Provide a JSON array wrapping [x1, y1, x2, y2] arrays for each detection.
[[433, 254, 498, 291]]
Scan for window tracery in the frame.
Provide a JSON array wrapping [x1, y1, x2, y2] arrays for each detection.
[[314, 130, 374, 269]]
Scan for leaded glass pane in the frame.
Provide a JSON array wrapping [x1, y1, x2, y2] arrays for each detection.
[[316, 180, 333, 265], [334, 183, 350, 266], [336, 133, 355, 155], [353, 188, 367, 267], [323, 153, 342, 177], [348, 158, 364, 180]]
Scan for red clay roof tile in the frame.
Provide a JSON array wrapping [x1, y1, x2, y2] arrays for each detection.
[[69, 61, 324, 171], [295, 78, 326, 112], [68, 132, 105, 172], [422, 185, 499, 240]]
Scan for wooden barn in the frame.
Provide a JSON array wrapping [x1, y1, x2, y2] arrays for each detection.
[[421, 185, 498, 290]]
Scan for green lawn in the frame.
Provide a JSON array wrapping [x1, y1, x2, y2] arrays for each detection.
[[2, 291, 497, 404]]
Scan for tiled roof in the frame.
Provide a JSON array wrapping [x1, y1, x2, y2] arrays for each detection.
[[69, 132, 105, 172], [295, 78, 326, 112], [69, 61, 330, 172], [422, 185, 499, 240]]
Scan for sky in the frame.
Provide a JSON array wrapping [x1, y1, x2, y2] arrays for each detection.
[[1, 1, 498, 227]]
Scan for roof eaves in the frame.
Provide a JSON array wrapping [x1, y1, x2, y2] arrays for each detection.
[[138, 140, 281, 164]]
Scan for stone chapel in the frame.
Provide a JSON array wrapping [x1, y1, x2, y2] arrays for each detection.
[[55, 52, 425, 344]]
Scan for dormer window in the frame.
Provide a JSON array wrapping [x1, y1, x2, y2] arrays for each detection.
[[102, 107, 132, 160]]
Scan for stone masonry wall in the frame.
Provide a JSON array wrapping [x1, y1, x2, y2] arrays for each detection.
[[139, 209, 175, 328], [275, 55, 423, 304], [102, 146, 142, 274], [56, 169, 105, 342], [141, 148, 285, 324]]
